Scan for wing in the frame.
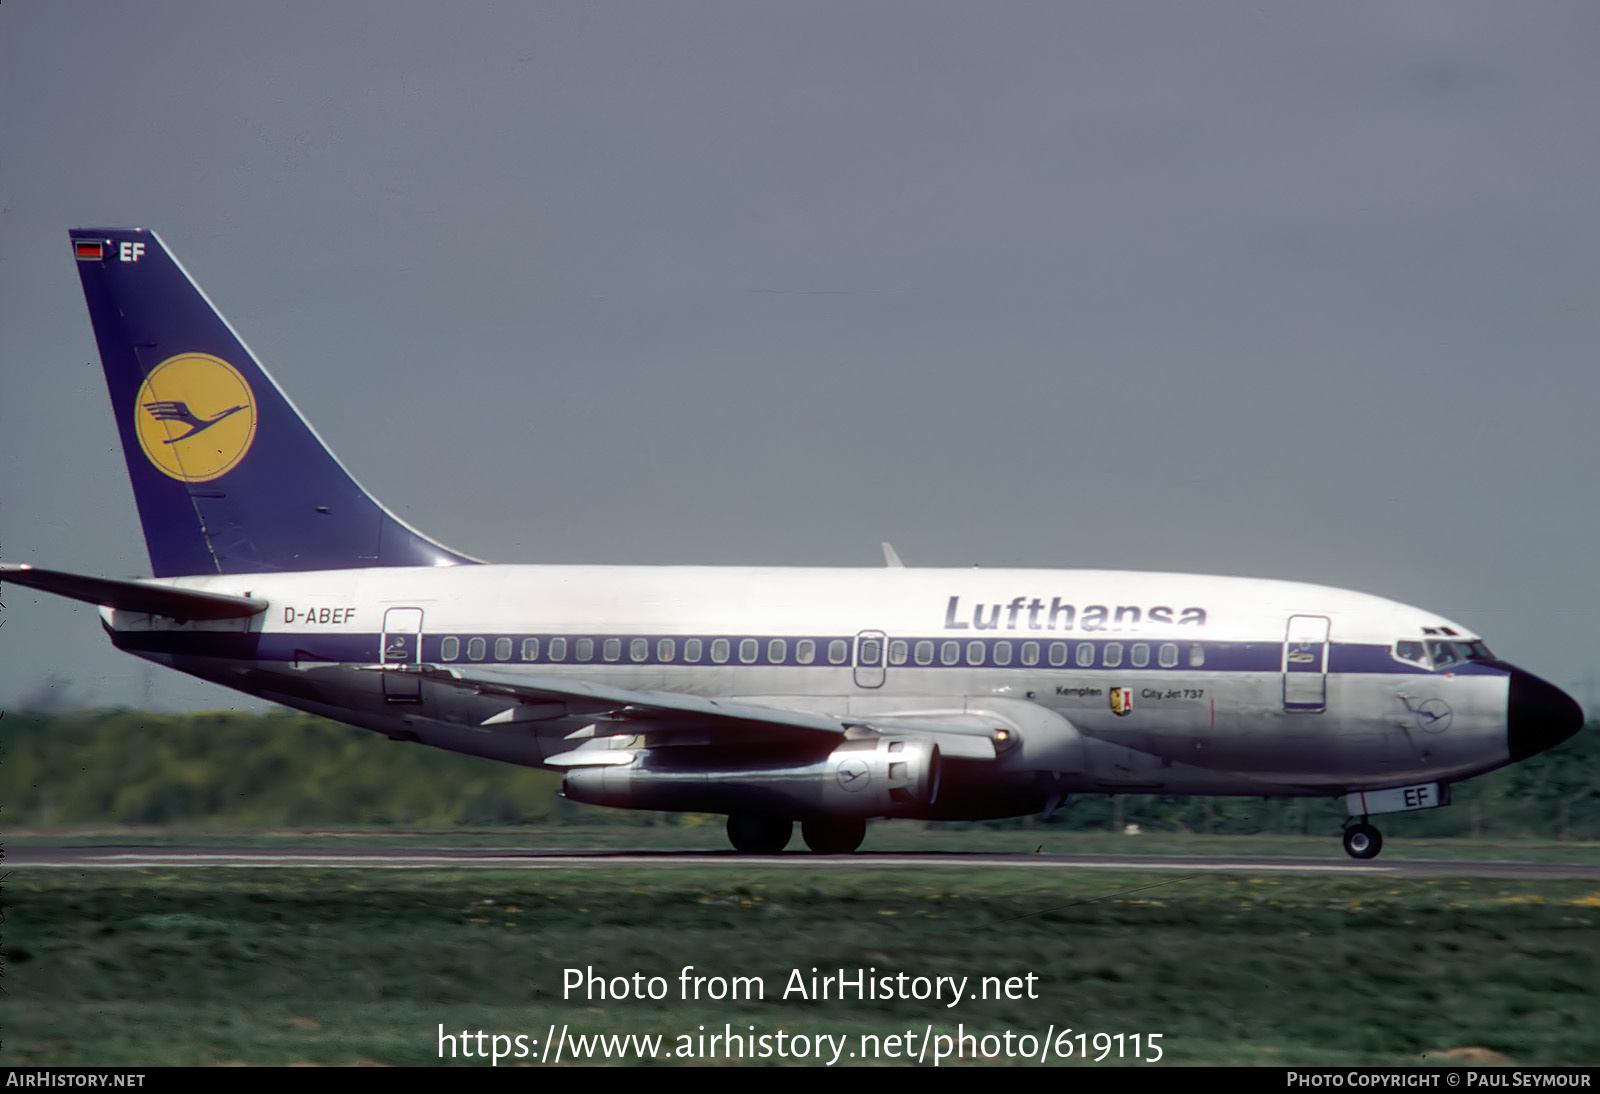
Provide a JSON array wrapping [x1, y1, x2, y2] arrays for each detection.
[[414, 665, 1002, 763], [424, 664, 845, 744]]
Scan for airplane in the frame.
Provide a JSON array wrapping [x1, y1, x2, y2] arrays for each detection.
[[4, 228, 1584, 858]]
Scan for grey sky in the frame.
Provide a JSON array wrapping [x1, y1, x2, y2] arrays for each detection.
[[3, 2, 1599, 712]]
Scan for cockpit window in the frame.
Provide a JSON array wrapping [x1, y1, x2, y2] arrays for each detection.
[[1394, 637, 1495, 670], [1393, 640, 1428, 667]]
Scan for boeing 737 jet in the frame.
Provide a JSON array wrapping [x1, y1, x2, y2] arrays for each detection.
[[6, 229, 1584, 857]]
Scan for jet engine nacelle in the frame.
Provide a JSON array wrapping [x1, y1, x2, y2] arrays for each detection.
[[561, 735, 941, 819]]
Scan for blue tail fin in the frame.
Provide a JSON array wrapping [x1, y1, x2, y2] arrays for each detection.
[[70, 229, 479, 576]]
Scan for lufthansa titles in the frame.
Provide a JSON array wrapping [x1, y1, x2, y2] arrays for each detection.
[[943, 596, 1207, 632]]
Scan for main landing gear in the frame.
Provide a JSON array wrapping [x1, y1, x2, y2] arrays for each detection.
[[801, 817, 867, 854], [724, 814, 868, 854], [1342, 818, 1383, 860], [726, 814, 792, 853]]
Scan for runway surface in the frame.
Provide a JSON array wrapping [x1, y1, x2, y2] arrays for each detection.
[[9, 844, 1598, 879]]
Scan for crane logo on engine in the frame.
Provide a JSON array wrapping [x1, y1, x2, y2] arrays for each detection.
[[835, 757, 871, 792]]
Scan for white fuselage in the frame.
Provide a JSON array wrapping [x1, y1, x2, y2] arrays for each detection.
[[106, 563, 1517, 812]]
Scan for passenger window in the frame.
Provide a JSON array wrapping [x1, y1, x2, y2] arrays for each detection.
[[966, 641, 985, 666], [712, 639, 731, 664], [1021, 641, 1040, 666], [441, 636, 460, 661], [1103, 642, 1123, 668], [683, 638, 702, 663], [914, 640, 934, 666], [631, 638, 648, 662], [548, 637, 567, 662], [603, 638, 621, 662], [1131, 643, 1150, 668], [1188, 643, 1205, 668], [889, 640, 909, 666], [467, 637, 486, 662], [796, 639, 815, 665], [575, 638, 594, 662], [657, 638, 676, 662], [494, 637, 511, 661], [521, 637, 539, 662], [1049, 642, 1068, 667], [941, 641, 960, 666], [768, 638, 787, 663], [993, 640, 1013, 666], [1076, 643, 1095, 667], [828, 640, 849, 665], [739, 639, 758, 663], [1159, 643, 1178, 668]]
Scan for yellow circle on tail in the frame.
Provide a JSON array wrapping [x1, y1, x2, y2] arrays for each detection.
[[134, 354, 257, 482]]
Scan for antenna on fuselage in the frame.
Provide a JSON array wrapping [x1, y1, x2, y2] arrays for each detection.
[[880, 542, 905, 568]]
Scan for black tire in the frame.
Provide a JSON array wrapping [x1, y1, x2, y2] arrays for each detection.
[[726, 814, 792, 853], [1342, 823, 1383, 860], [801, 816, 867, 854]]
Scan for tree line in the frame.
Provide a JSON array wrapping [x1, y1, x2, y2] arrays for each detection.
[[2, 708, 1595, 837]]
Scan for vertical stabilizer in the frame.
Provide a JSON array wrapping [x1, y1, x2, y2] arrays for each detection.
[[70, 229, 479, 576]]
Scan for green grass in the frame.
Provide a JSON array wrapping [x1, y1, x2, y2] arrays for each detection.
[[5, 865, 1598, 1066]]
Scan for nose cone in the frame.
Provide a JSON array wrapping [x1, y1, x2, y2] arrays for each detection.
[[1507, 668, 1585, 762]]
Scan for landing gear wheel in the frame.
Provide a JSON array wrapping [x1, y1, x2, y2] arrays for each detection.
[[726, 814, 792, 853], [801, 817, 867, 854], [1343, 823, 1383, 860]]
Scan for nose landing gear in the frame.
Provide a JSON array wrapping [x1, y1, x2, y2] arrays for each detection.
[[1339, 782, 1452, 860], [1342, 819, 1383, 860]]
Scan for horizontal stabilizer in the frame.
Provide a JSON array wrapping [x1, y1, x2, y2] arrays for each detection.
[[0, 564, 267, 620]]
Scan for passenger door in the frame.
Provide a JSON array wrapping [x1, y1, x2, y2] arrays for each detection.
[[1282, 614, 1330, 713]]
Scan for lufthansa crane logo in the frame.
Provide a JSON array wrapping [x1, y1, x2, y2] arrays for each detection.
[[1416, 699, 1453, 734], [835, 757, 871, 792], [134, 354, 257, 482]]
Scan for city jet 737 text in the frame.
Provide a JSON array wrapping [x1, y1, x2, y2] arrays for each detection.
[[7, 229, 1584, 857]]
